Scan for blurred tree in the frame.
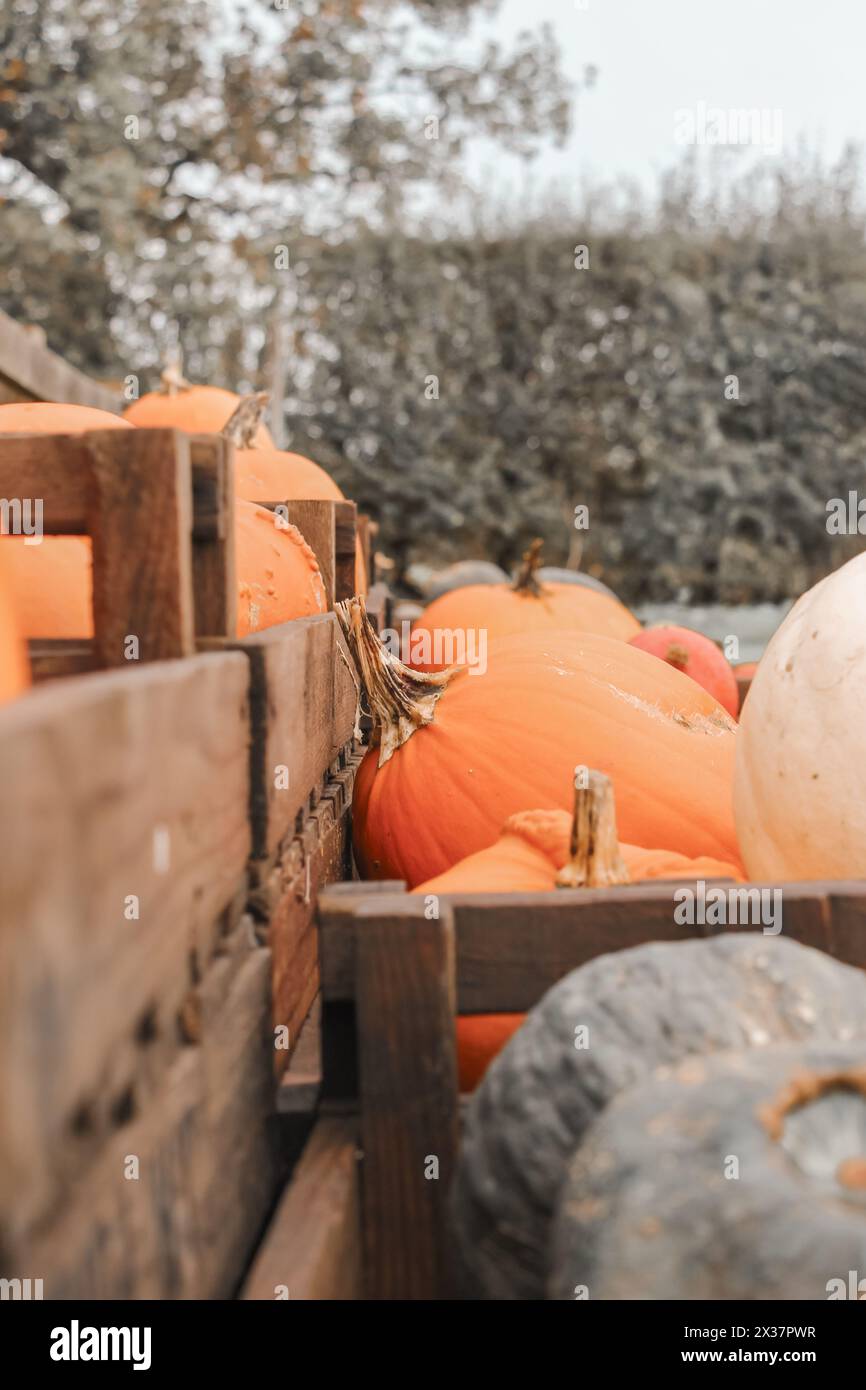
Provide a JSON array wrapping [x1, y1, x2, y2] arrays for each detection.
[[0, 0, 571, 380]]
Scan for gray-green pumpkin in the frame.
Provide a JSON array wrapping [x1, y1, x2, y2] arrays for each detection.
[[550, 1043, 866, 1300], [452, 935, 866, 1300]]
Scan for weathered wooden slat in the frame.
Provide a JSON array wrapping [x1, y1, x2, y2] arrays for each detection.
[[334, 501, 357, 602], [250, 749, 361, 1077], [9, 939, 280, 1300], [232, 613, 358, 861], [319, 882, 850, 1009], [0, 432, 93, 532], [241, 1117, 362, 1301], [355, 895, 459, 1300], [0, 654, 251, 1242], [88, 429, 196, 666], [0, 309, 120, 411], [190, 435, 237, 639], [277, 997, 323, 1115], [27, 638, 96, 681], [827, 884, 866, 966]]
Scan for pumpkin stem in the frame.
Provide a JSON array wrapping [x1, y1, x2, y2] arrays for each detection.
[[512, 538, 546, 597], [665, 643, 690, 670], [159, 348, 192, 396], [555, 770, 631, 889], [222, 391, 271, 448], [335, 597, 458, 767]]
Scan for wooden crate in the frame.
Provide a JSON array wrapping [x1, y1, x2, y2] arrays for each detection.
[[0, 653, 277, 1297], [0, 310, 120, 411], [243, 877, 866, 1301], [0, 428, 365, 676], [0, 426, 368, 1294]]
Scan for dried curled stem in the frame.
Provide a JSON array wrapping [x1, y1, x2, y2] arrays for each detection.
[[335, 597, 458, 766], [555, 770, 631, 889], [222, 391, 271, 448], [513, 538, 546, 597]]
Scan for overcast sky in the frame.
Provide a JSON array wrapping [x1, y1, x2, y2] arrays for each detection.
[[478, 0, 862, 197]]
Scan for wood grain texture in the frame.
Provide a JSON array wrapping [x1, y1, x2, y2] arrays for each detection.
[[277, 996, 322, 1115], [8, 939, 281, 1300], [190, 435, 237, 639], [250, 748, 361, 1078], [0, 653, 251, 1243], [319, 882, 854, 1009], [356, 514, 372, 588], [88, 429, 196, 666], [241, 1117, 362, 1300], [27, 639, 96, 681], [0, 431, 93, 532], [234, 613, 358, 860], [334, 501, 357, 602], [355, 895, 459, 1299], [0, 310, 120, 412]]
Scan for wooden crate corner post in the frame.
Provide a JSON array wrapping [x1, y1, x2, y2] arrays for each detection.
[[354, 894, 459, 1300]]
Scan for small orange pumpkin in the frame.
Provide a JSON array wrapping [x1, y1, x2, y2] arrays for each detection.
[[223, 395, 366, 596], [414, 773, 742, 1091], [337, 599, 741, 887], [409, 540, 639, 669], [235, 500, 326, 635], [122, 360, 274, 448]]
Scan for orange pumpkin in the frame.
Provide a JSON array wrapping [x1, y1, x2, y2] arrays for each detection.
[[416, 811, 743, 897], [414, 772, 742, 1091], [0, 551, 29, 703], [223, 395, 366, 595], [123, 364, 274, 449], [337, 599, 741, 887], [409, 540, 639, 669], [0, 401, 132, 435], [235, 500, 326, 635]]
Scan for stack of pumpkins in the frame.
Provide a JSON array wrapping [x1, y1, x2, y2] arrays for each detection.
[[0, 373, 363, 700], [337, 542, 866, 1299]]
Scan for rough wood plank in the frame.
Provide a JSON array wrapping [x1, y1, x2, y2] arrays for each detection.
[[320, 883, 842, 1008], [87, 429, 196, 666], [319, 880, 407, 1001], [190, 435, 237, 639], [334, 501, 357, 602], [27, 639, 96, 681], [235, 613, 358, 860], [355, 895, 459, 1300], [0, 432, 93, 532], [0, 654, 251, 1241], [251, 750, 360, 1078], [356, 514, 373, 590], [0, 310, 120, 412], [277, 996, 323, 1115], [454, 885, 834, 1010], [6, 942, 281, 1300], [827, 884, 866, 968], [241, 1117, 362, 1300]]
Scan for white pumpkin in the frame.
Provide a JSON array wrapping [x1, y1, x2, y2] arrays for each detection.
[[734, 553, 866, 879]]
